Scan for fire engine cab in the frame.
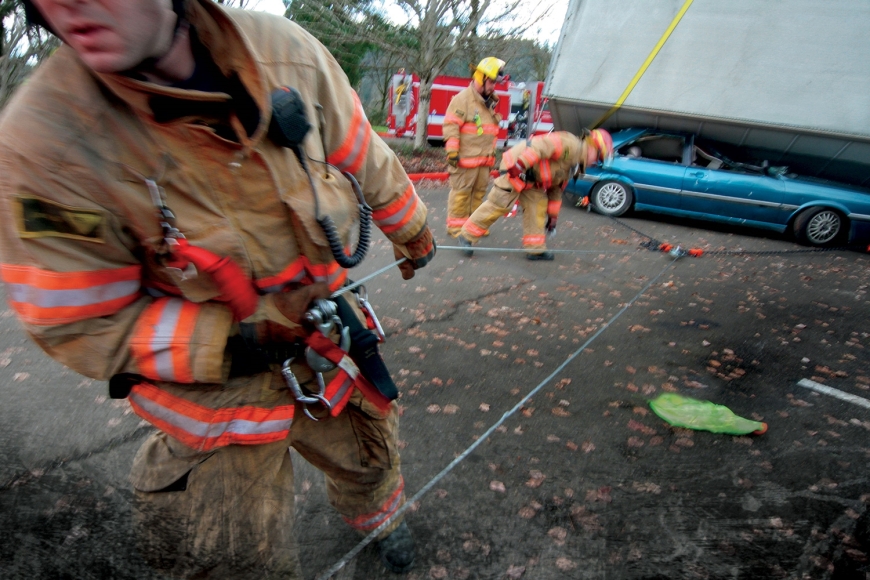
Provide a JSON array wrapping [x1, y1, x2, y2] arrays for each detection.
[[388, 71, 553, 146]]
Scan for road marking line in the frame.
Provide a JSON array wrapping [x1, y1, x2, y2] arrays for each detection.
[[798, 378, 870, 410]]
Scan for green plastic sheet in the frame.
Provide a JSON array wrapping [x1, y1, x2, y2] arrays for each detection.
[[649, 393, 767, 435]]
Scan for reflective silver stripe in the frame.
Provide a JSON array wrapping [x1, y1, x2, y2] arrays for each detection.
[[129, 391, 293, 439], [334, 101, 368, 171], [848, 212, 870, 222], [327, 375, 354, 407], [7, 279, 139, 307], [150, 299, 184, 381], [374, 195, 417, 227], [348, 488, 403, 529], [681, 189, 797, 209], [636, 183, 681, 194]]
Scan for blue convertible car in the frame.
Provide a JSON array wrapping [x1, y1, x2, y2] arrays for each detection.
[[564, 128, 870, 247]]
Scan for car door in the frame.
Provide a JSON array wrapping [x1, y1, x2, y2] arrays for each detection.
[[614, 134, 688, 211], [681, 146, 787, 227]]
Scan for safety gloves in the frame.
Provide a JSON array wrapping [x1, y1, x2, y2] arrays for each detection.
[[546, 214, 558, 235], [446, 151, 459, 167], [239, 282, 331, 345], [507, 158, 527, 179], [393, 224, 436, 280]]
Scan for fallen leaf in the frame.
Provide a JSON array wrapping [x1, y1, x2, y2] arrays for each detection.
[[505, 564, 526, 579], [555, 558, 577, 571], [490, 481, 506, 493]]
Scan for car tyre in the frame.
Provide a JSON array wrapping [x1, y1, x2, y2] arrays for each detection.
[[591, 180, 633, 216], [793, 207, 845, 247]]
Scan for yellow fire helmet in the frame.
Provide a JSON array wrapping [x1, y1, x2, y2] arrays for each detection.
[[473, 57, 507, 86]]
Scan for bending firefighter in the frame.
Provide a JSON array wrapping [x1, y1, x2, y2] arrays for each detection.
[[0, 0, 435, 577], [458, 129, 614, 260], [443, 57, 507, 238]]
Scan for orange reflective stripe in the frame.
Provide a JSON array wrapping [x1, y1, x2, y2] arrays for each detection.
[[460, 124, 499, 135], [306, 260, 346, 292], [445, 138, 460, 151], [446, 216, 468, 228], [464, 221, 488, 238], [523, 234, 547, 246], [128, 382, 295, 452], [1, 264, 141, 325], [443, 112, 463, 126], [458, 156, 495, 168], [519, 148, 539, 168], [509, 176, 527, 192], [343, 477, 405, 530], [130, 298, 198, 383], [539, 160, 552, 189], [327, 92, 371, 175], [255, 258, 307, 293], [548, 200, 562, 215], [502, 150, 516, 168], [372, 184, 420, 234]]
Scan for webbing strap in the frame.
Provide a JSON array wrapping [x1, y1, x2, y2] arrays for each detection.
[[592, 0, 695, 129]]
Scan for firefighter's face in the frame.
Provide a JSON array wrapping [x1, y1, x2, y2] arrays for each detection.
[[481, 77, 497, 98], [30, 0, 178, 73]]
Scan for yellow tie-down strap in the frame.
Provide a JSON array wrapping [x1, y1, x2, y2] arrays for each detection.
[[593, 0, 695, 129]]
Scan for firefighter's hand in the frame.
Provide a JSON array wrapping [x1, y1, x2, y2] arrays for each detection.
[[393, 225, 436, 280], [546, 214, 558, 233], [240, 282, 331, 344], [507, 159, 527, 179], [446, 151, 459, 167]]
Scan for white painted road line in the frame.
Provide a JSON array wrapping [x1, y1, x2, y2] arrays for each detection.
[[798, 378, 870, 410]]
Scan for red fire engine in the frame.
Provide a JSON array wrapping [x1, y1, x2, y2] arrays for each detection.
[[388, 71, 552, 145]]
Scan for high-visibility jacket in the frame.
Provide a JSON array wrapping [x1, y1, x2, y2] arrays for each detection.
[[0, 0, 428, 451], [442, 84, 501, 168], [499, 131, 590, 216]]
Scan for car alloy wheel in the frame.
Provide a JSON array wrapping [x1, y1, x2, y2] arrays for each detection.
[[794, 207, 844, 246], [591, 181, 633, 216]]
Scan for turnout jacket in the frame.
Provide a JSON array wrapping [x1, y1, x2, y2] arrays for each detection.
[[442, 84, 501, 168], [498, 131, 590, 216], [0, 1, 428, 450]]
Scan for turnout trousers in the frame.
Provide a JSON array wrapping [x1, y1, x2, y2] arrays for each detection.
[[446, 165, 492, 237], [131, 369, 404, 579], [460, 181, 550, 252]]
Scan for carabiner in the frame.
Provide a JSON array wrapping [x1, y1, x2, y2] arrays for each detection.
[[354, 285, 386, 342], [281, 358, 332, 421]]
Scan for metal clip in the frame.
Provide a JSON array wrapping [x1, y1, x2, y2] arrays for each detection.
[[281, 358, 331, 421], [303, 299, 350, 372], [669, 245, 688, 258], [354, 285, 385, 342]]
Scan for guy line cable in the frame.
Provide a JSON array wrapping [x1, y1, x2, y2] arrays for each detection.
[[316, 255, 680, 579]]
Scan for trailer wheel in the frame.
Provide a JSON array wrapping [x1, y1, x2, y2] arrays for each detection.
[[591, 180, 633, 216], [793, 207, 845, 246]]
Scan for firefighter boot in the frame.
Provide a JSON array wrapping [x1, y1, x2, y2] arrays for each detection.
[[458, 235, 474, 257], [526, 251, 554, 261], [377, 521, 415, 573]]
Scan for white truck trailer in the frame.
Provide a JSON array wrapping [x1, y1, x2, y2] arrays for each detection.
[[544, 0, 870, 187]]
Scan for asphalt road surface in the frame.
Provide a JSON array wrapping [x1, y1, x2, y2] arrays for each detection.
[[1, 184, 868, 580]]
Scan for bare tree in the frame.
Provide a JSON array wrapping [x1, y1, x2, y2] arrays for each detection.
[[0, 2, 59, 110], [391, 0, 552, 148]]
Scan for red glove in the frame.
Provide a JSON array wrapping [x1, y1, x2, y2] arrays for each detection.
[[546, 215, 557, 233], [393, 225, 436, 280], [507, 159, 527, 179]]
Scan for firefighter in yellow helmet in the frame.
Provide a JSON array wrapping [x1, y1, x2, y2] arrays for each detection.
[[458, 129, 614, 260], [443, 57, 507, 243]]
